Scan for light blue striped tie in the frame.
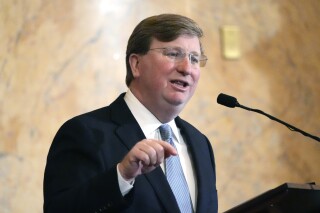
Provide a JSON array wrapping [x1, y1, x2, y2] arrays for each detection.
[[159, 124, 193, 213]]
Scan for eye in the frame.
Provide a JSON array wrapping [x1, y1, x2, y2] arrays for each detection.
[[190, 54, 199, 64], [164, 49, 183, 59]]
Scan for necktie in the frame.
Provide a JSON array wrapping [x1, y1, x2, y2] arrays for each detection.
[[159, 124, 193, 213]]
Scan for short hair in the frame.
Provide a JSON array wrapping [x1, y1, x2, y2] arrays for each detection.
[[125, 14, 204, 86]]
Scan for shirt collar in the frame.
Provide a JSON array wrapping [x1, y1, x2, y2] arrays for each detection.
[[124, 89, 180, 143]]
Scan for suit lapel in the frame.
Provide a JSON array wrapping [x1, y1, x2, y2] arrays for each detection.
[[110, 93, 145, 150], [109, 93, 180, 213], [144, 169, 181, 213], [176, 117, 213, 213]]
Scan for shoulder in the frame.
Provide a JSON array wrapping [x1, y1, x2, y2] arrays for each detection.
[[175, 116, 205, 137], [60, 93, 128, 130], [58, 106, 110, 133]]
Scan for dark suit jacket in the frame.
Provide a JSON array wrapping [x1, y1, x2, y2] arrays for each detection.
[[44, 93, 218, 213]]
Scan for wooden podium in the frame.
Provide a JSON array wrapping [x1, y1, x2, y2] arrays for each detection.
[[224, 183, 320, 213]]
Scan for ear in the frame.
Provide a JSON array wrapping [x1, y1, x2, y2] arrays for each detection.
[[128, 54, 141, 78]]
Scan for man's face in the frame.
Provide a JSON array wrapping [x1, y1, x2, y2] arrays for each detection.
[[129, 35, 202, 116]]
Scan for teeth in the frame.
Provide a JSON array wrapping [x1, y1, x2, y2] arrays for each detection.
[[176, 81, 184, 86], [172, 80, 187, 87]]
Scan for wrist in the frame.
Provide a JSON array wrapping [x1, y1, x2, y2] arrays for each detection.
[[117, 163, 134, 181]]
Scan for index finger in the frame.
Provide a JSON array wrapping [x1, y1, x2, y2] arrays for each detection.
[[150, 139, 177, 158]]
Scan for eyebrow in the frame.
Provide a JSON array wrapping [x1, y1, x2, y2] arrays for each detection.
[[169, 46, 201, 56]]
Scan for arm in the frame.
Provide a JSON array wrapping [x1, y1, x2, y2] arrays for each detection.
[[43, 118, 132, 213], [44, 116, 176, 213]]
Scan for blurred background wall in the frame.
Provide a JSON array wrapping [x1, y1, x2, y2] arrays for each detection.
[[1, 0, 319, 212]]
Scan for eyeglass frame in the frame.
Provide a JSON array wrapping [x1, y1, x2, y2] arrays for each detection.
[[148, 47, 208, 68]]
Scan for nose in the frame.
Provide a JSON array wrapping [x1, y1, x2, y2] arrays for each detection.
[[176, 55, 192, 75]]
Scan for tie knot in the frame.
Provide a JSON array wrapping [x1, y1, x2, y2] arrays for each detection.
[[159, 124, 172, 142]]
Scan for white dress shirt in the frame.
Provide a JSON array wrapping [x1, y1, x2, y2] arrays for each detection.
[[117, 89, 197, 210]]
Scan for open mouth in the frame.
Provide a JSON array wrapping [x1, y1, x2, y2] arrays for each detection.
[[171, 80, 189, 87]]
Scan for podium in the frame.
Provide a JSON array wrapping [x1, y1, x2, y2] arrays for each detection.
[[224, 182, 320, 213]]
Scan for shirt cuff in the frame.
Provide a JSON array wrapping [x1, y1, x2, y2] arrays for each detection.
[[116, 164, 135, 196]]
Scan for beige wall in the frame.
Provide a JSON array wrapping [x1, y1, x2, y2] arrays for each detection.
[[1, 0, 319, 212]]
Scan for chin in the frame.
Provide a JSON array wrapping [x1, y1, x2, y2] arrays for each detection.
[[164, 92, 192, 106], [168, 97, 189, 107]]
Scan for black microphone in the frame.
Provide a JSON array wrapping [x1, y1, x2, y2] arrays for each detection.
[[217, 93, 240, 108], [217, 93, 320, 142]]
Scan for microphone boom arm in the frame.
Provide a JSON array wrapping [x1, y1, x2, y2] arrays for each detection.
[[237, 103, 320, 142]]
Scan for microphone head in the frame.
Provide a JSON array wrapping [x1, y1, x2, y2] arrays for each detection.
[[217, 93, 239, 108]]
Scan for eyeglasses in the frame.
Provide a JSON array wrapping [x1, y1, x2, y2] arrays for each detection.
[[148, 47, 208, 67]]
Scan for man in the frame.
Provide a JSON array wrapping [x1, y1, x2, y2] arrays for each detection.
[[44, 14, 218, 213]]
